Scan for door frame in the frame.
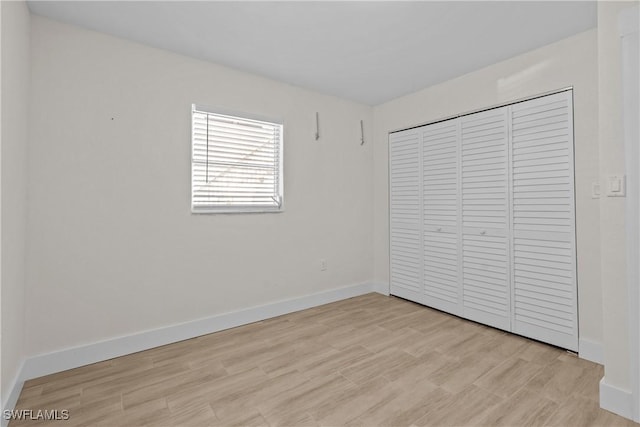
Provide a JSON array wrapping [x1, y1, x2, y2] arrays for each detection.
[[620, 4, 640, 423]]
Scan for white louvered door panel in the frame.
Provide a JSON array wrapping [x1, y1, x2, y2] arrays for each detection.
[[422, 120, 461, 315], [388, 90, 578, 352], [460, 108, 511, 331], [389, 129, 423, 303], [510, 91, 577, 351]]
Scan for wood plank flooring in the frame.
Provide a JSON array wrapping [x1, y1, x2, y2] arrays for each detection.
[[10, 293, 638, 426]]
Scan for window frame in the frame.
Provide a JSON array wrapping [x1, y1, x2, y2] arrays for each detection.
[[190, 104, 284, 214]]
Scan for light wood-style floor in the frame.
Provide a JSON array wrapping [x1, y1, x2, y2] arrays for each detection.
[[11, 293, 638, 426]]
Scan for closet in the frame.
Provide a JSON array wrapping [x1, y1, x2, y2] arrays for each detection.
[[389, 89, 577, 351]]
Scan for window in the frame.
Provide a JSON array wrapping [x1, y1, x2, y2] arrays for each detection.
[[191, 105, 283, 213]]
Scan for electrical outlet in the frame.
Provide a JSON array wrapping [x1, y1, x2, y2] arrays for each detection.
[[320, 259, 327, 271], [606, 175, 626, 197]]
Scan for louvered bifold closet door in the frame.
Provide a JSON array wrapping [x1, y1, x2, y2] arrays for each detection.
[[422, 120, 461, 315], [510, 91, 578, 351], [389, 129, 423, 302], [460, 108, 511, 331]]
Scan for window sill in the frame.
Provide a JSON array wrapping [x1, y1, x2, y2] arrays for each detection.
[[191, 207, 284, 215]]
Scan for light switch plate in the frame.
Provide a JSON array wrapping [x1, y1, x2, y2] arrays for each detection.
[[592, 182, 601, 199], [606, 175, 626, 197]]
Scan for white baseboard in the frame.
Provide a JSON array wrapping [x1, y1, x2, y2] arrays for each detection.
[[20, 282, 376, 383], [2, 361, 25, 427], [2, 282, 379, 420], [579, 337, 604, 364], [600, 377, 634, 420], [372, 281, 390, 295]]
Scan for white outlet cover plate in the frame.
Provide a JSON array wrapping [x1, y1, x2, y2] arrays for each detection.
[[606, 175, 626, 197]]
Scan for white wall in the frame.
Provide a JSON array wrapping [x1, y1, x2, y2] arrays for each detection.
[[372, 30, 602, 351], [12, 7, 640, 422], [1, 0, 3, 402], [26, 16, 373, 357], [0, 0, 29, 409], [597, 0, 636, 396]]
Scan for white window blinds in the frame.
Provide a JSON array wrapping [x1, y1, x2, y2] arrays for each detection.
[[191, 105, 283, 213]]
